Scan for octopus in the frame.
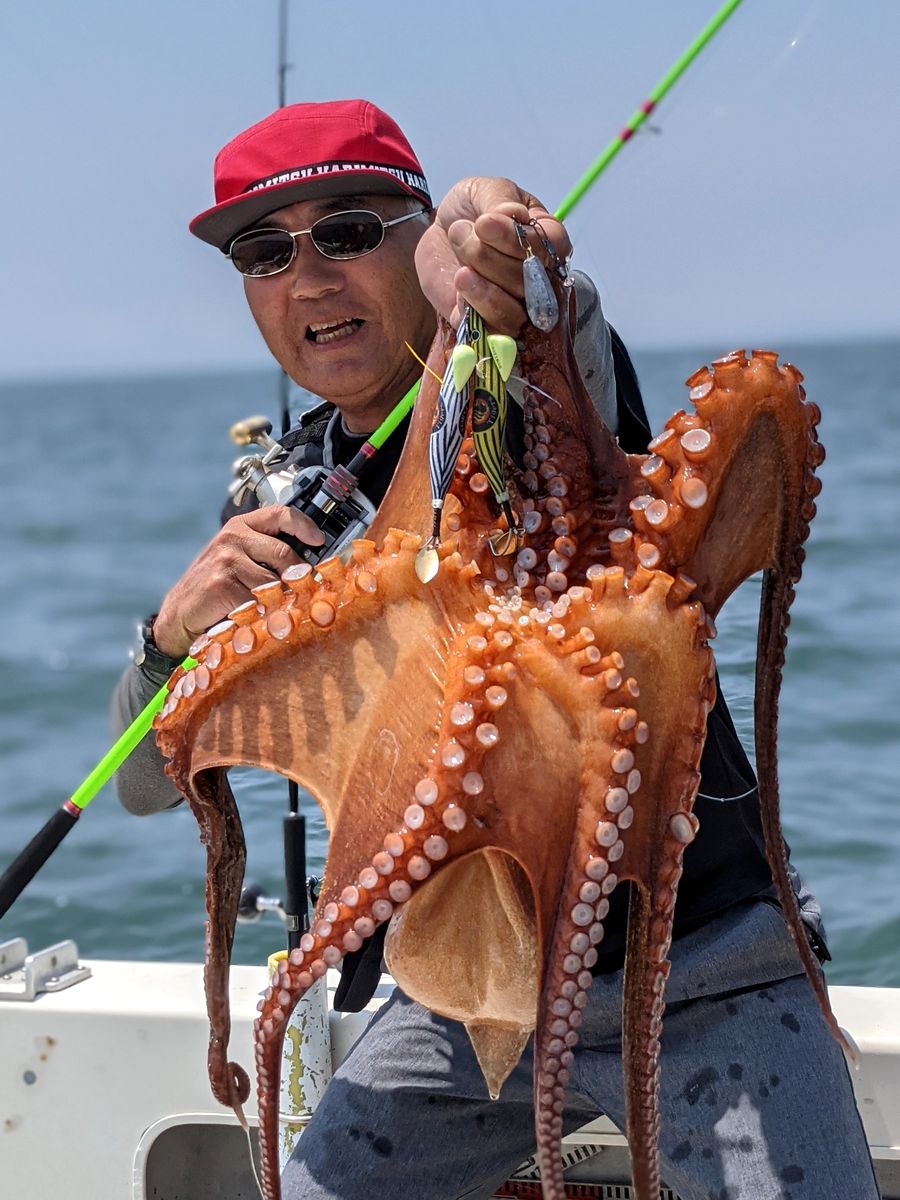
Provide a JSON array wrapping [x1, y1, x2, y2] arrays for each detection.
[[154, 280, 843, 1200]]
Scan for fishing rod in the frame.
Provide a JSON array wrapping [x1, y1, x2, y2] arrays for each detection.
[[273, 0, 308, 946], [0, 0, 743, 923], [276, 0, 294, 443], [555, 0, 744, 220], [0, 381, 421, 923], [0, 667, 193, 921], [277, 0, 291, 110]]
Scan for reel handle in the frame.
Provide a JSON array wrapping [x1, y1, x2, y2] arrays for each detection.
[[229, 415, 278, 450]]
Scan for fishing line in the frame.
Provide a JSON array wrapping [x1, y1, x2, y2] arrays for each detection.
[[404, 340, 443, 383], [696, 783, 758, 803], [709, 0, 824, 113], [509, 376, 564, 415], [246, 1124, 265, 1199]]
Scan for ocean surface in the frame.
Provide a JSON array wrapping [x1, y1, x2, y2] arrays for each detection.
[[1, 339, 897, 987]]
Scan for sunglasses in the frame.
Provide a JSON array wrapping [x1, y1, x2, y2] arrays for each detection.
[[228, 208, 429, 277]]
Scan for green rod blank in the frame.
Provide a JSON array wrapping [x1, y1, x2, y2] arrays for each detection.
[[555, 0, 744, 220]]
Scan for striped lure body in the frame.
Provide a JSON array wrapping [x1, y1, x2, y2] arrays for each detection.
[[427, 308, 472, 509], [416, 306, 522, 583], [468, 307, 510, 507]]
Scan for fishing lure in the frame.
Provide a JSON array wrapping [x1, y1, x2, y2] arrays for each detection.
[[415, 311, 474, 582], [467, 308, 523, 558], [517, 220, 560, 332], [415, 307, 522, 581]]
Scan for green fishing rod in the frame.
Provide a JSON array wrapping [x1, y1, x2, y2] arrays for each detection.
[[0, 664, 197, 921], [555, 0, 744, 220], [0, 0, 743, 921], [0, 380, 420, 922]]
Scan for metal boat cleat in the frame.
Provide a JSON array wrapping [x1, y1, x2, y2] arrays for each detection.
[[0, 937, 91, 1002]]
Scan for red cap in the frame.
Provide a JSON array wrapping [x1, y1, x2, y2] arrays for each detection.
[[190, 99, 431, 250]]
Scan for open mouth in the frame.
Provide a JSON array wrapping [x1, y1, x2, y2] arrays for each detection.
[[306, 318, 364, 345]]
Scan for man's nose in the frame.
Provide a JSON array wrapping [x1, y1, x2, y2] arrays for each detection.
[[286, 235, 344, 300]]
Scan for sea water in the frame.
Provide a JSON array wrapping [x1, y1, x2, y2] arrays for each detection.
[[0, 339, 897, 985]]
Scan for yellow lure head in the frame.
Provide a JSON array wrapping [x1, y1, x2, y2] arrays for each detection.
[[486, 334, 517, 382], [450, 344, 478, 391]]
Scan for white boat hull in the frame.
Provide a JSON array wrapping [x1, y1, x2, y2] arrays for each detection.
[[2, 957, 898, 1199]]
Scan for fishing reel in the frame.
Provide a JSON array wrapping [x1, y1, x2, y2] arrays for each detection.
[[228, 414, 298, 506], [228, 415, 376, 564], [237, 878, 321, 926], [282, 465, 375, 563]]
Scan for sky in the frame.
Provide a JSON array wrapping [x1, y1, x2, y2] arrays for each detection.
[[2, 0, 898, 380]]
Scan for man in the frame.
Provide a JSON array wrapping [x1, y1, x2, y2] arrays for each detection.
[[113, 100, 878, 1199]]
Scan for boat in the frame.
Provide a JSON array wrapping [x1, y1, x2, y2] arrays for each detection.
[[3, 933, 898, 1199]]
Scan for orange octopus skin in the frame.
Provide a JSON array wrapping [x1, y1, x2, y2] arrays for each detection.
[[154, 285, 836, 1200]]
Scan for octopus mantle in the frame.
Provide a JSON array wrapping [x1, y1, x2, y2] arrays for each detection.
[[154, 292, 837, 1200]]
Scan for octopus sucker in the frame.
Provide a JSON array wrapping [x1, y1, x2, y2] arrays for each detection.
[[154, 274, 831, 1200]]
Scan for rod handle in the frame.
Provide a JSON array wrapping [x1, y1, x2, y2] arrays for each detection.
[[283, 811, 309, 950], [0, 805, 80, 921]]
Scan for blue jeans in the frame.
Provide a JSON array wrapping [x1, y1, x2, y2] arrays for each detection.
[[283, 900, 879, 1200]]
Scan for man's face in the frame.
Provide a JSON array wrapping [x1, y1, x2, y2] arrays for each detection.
[[242, 193, 436, 432]]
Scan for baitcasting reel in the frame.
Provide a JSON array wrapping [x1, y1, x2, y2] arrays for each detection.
[[228, 415, 376, 564]]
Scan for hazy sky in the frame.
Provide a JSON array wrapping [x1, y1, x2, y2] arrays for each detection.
[[3, 0, 898, 380]]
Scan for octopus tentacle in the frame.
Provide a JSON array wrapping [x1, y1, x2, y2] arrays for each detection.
[[253, 844, 444, 1193], [621, 882, 665, 1199], [632, 350, 824, 618], [533, 715, 645, 1199], [585, 577, 714, 1200], [750, 403, 851, 1056], [621, 797, 704, 1200], [194, 769, 251, 1123]]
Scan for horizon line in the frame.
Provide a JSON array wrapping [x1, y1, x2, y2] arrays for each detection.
[[1, 330, 897, 390]]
